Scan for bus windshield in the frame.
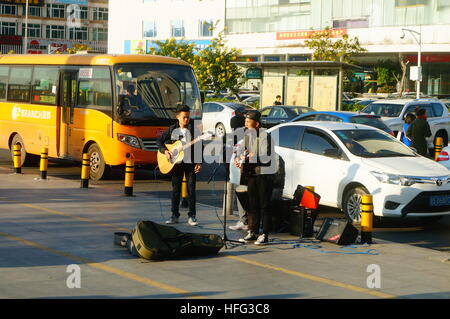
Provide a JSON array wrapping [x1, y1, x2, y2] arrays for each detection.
[[115, 63, 201, 124]]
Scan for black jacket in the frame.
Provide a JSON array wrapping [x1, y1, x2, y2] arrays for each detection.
[[156, 120, 203, 164]]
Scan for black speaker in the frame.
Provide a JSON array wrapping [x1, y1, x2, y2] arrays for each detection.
[[290, 206, 319, 238], [316, 218, 358, 245]]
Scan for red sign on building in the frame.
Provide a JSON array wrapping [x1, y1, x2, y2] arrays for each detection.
[[277, 28, 347, 40], [0, 35, 22, 46], [406, 55, 450, 63]]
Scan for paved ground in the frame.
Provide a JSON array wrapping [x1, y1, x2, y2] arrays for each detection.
[[0, 165, 449, 303]]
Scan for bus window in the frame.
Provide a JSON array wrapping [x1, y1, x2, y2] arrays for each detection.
[[0, 66, 8, 100], [32, 66, 59, 105], [77, 67, 112, 112], [7, 67, 32, 102], [115, 63, 201, 123]]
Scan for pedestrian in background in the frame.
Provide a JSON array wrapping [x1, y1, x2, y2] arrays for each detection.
[[401, 113, 416, 147], [273, 95, 282, 105], [406, 108, 431, 157]]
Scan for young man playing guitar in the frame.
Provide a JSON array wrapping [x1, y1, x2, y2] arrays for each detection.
[[156, 105, 202, 226]]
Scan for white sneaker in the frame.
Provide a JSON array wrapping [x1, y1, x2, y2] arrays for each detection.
[[188, 217, 198, 226], [239, 231, 258, 243], [229, 221, 248, 231], [255, 234, 268, 245], [165, 216, 179, 224]]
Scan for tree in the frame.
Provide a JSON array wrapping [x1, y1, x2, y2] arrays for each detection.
[[148, 30, 245, 98], [56, 43, 93, 54], [193, 30, 245, 97], [304, 27, 367, 63], [374, 59, 401, 93], [147, 38, 196, 65]]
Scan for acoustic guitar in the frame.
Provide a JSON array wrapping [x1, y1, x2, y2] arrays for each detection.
[[157, 132, 212, 174]]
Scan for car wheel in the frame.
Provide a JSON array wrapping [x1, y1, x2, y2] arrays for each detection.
[[215, 123, 226, 138], [87, 143, 109, 181], [342, 186, 370, 223], [10, 134, 40, 167]]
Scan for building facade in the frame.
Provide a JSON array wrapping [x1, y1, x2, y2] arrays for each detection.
[[108, 0, 225, 55], [0, 0, 108, 54], [108, 0, 450, 96]]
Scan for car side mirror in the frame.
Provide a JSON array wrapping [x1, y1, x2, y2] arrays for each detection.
[[323, 148, 342, 159], [200, 91, 205, 104]]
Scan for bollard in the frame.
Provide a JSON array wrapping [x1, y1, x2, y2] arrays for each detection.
[[80, 153, 90, 188], [13, 144, 22, 174], [435, 137, 443, 161], [360, 195, 374, 244], [181, 173, 188, 208], [39, 147, 49, 180], [124, 159, 135, 196]]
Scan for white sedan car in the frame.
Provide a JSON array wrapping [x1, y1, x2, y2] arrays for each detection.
[[268, 122, 450, 222], [202, 102, 254, 137]]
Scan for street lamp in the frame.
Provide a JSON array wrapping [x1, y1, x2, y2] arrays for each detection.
[[400, 26, 422, 99]]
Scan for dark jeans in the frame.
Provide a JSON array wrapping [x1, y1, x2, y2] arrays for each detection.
[[171, 163, 197, 218], [247, 174, 273, 236]]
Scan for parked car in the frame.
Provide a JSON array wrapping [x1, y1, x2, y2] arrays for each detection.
[[290, 111, 394, 135], [268, 121, 450, 222], [351, 98, 376, 107], [361, 99, 450, 150], [202, 102, 254, 137], [242, 95, 260, 106], [437, 145, 450, 170], [259, 106, 315, 128]]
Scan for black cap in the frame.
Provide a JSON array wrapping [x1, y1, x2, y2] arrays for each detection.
[[245, 110, 261, 123]]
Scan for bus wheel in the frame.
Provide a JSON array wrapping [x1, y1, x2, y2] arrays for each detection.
[[88, 143, 109, 181], [10, 134, 40, 167]]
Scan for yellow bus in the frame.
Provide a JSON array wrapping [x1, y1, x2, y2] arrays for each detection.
[[0, 54, 202, 180]]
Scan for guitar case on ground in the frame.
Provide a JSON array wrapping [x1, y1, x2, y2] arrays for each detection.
[[131, 221, 224, 261]]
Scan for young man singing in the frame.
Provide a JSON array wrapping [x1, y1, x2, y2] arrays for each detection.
[[157, 105, 202, 226]]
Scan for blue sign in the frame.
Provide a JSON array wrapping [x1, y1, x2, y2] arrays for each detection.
[[53, 0, 88, 5]]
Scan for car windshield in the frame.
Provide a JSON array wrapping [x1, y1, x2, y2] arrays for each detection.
[[361, 103, 404, 118], [333, 129, 417, 158], [349, 116, 391, 132], [115, 63, 201, 125]]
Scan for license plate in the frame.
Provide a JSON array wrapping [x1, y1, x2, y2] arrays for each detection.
[[429, 195, 450, 207]]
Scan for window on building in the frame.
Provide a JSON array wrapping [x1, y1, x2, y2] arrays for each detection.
[[171, 20, 185, 37], [333, 19, 369, 29], [22, 24, 41, 38], [47, 4, 65, 18], [0, 22, 16, 36], [46, 25, 66, 40], [92, 28, 108, 41], [7, 67, 32, 103], [29, 6, 42, 17], [78, 67, 112, 111], [143, 21, 157, 38], [0, 4, 17, 15], [79, 6, 88, 20], [0, 66, 9, 100], [395, 0, 428, 7], [199, 20, 213, 37], [31, 67, 59, 105], [69, 27, 88, 41], [93, 7, 108, 21]]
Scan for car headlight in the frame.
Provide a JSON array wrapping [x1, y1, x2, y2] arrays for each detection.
[[370, 171, 415, 186], [117, 134, 141, 149]]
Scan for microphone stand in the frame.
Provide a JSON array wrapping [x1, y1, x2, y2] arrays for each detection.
[[206, 135, 243, 249]]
